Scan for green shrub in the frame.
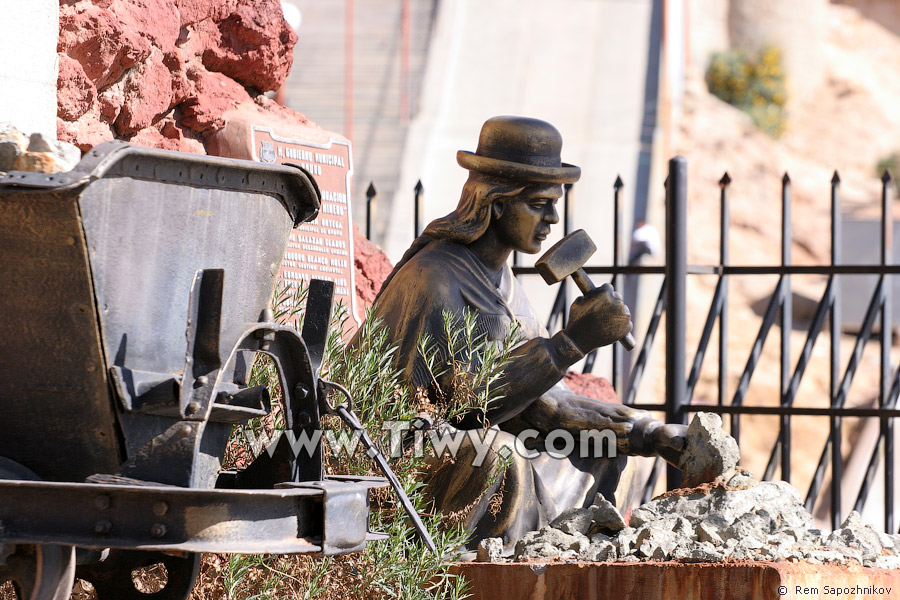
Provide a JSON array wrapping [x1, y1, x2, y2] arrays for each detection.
[[201, 282, 520, 600], [706, 46, 788, 137]]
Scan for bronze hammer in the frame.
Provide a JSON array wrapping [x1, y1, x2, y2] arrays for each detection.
[[535, 229, 636, 351]]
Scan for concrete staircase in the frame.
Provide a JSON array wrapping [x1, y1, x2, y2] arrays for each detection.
[[281, 0, 437, 237]]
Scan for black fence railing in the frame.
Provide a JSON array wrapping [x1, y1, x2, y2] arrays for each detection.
[[364, 157, 899, 533]]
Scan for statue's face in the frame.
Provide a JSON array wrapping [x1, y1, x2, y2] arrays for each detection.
[[494, 184, 562, 254]]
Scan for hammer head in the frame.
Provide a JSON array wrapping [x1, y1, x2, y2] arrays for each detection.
[[535, 229, 597, 285]]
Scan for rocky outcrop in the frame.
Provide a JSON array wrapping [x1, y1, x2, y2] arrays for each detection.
[[57, 0, 306, 154]]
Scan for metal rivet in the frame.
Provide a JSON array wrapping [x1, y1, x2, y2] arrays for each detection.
[[295, 384, 309, 400], [195, 376, 208, 387], [94, 495, 111, 511], [64, 236, 76, 246], [150, 523, 167, 538], [153, 502, 168, 517], [179, 424, 192, 436], [94, 520, 112, 534], [185, 402, 200, 415]]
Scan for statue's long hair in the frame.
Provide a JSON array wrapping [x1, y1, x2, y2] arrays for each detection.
[[375, 173, 530, 300]]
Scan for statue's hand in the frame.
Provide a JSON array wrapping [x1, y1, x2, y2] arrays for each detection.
[[564, 283, 633, 352], [649, 423, 688, 466]]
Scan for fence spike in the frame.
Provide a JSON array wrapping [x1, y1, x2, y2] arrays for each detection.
[[782, 172, 791, 185], [882, 169, 894, 184], [614, 175, 624, 190], [366, 182, 376, 197], [719, 172, 731, 187], [414, 179, 424, 193], [832, 170, 841, 184]]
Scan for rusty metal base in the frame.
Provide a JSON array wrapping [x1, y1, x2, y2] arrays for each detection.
[[453, 561, 900, 600]]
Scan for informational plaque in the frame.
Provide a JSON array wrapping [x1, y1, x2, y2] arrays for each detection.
[[250, 126, 362, 327]]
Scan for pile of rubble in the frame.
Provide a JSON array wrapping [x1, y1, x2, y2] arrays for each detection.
[[478, 414, 900, 569]]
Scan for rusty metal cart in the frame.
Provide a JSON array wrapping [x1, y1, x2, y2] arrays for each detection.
[[0, 142, 387, 599]]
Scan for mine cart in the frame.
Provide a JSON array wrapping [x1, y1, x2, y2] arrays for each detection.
[[0, 142, 388, 599]]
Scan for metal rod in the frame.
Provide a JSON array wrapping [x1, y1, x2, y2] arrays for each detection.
[[612, 176, 623, 394], [344, 0, 354, 141], [513, 264, 900, 277], [625, 280, 667, 406], [719, 173, 730, 420], [882, 168, 895, 533], [854, 365, 900, 516], [781, 173, 793, 482], [414, 180, 424, 238], [365, 182, 376, 241], [732, 277, 786, 410], [686, 278, 726, 402], [830, 170, 843, 530], [665, 157, 688, 490]]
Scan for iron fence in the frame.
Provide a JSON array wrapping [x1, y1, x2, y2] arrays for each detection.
[[364, 156, 900, 533]]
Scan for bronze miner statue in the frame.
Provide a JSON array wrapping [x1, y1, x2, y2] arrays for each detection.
[[366, 116, 687, 551]]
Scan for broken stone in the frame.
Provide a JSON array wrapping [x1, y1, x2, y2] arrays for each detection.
[[635, 527, 678, 560], [476, 537, 503, 563], [678, 412, 740, 487], [516, 541, 560, 561], [588, 493, 626, 534], [550, 507, 593, 536], [695, 520, 724, 546], [678, 541, 724, 563], [825, 511, 884, 561], [726, 467, 756, 488], [614, 526, 637, 557], [582, 538, 617, 562], [514, 527, 588, 560]]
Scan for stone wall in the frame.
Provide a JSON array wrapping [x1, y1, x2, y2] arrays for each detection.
[[57, 0, 309, 153]]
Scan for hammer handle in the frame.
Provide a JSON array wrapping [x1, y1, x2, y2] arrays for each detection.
[[571, 268, 636, 351]]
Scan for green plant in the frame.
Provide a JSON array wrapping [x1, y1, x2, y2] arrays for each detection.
[[201, 282, 521, 600], [706, 45, 788, 137]]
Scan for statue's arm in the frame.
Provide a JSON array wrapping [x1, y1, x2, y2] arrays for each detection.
[[454, 330, 585, 426], [514, 386, 686, 464]]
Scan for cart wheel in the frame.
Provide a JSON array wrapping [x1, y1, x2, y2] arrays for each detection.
[[0, 458, 75, 600], [76, 550, 200, 600], [0, 543, 76, 600]]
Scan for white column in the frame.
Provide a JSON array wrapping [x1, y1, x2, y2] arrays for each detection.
[[0, 0, 59, 138]]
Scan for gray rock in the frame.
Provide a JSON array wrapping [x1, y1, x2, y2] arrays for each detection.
[[589, 494, 626, 534], [678, 412, 740, 487], [871, 554, 900, 569], [516, 541, 561, 560], [726, 468, 756, 488], [614, 527, 637, 557], [695, 520, 724, 546], [514, 526, 588, 560], [825, 511, 884, 561], [676, 541, 725, 562], [476, 537, 504, 562], [550, 507, 594, 536], [582, 538, 617, 562], [636, 527, 678, 560], [803, 549, 849, 565]]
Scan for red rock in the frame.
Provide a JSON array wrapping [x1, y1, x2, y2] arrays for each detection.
[[180, 68, 247, 134], [176, 0, 236, 26], [98, 84, 125, 121], [352, 224, 394, 307], [199, 0, 296, 91], [564, 371, 620, 404], [115, 49, 175, 135], [57, 112, 115, 153], [59, 3, 151, 89], [109, 0, 180, 56], [129, 122, 204, 154], [57, 54, 97, 121]]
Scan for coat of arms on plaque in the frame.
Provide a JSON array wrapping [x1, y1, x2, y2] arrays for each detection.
[[259, 141, 276, 163]]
